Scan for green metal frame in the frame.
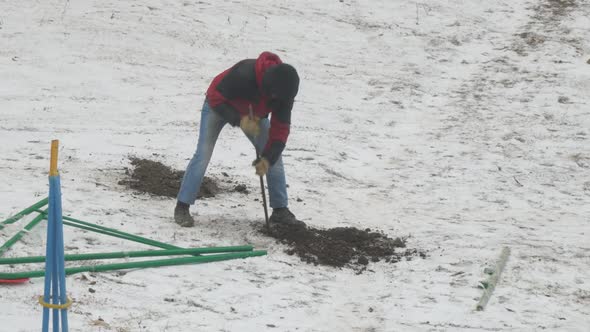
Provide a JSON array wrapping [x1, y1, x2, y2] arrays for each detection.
[[0, 199, 267, 279], [0, 246, 256, 264], [0, 198, 48, 229], [0, 209, 47, 256], [0, 251, 267, 279]]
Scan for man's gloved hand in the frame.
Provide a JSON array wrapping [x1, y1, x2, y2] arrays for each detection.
[[252, 157, 270, 176], [240, 116, 261, 137]]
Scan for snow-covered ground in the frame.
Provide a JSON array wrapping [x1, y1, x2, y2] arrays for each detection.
[[1, 0, 589, 331]]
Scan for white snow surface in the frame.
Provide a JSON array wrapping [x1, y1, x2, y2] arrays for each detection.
[[1, 0, 589, 331]]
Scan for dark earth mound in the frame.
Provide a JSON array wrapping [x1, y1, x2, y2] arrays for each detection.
[[264, 224, 425, 270], [118, 157, 249, 198]]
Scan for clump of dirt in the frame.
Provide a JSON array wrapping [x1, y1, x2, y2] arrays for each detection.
[[233, 184, 249, 194], [118, 157, 248, 198], [518, 32, 546, 47], [118, 157, 184, 197], [264, 224, 425, 270]]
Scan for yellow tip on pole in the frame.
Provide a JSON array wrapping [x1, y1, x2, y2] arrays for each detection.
[[49, 140, 59, 176]]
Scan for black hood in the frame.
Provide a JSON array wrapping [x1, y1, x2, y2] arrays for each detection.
[[262, 64, 299, 102]]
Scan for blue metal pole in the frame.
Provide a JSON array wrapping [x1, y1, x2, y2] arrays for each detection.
[[54, 176, 69, 331], [52, 249, 59, 331], [50, 180, 60, 331], [42, 181, 56, 331]]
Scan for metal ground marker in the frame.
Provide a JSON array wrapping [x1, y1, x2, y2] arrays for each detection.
[[476, 247, 511, 311]]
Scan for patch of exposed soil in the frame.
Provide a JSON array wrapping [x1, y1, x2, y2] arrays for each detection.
[[539, 0, 578, 19], [118, 157, 249, 198], [264, 224, 425, 270], [513, 0, 580, 56]]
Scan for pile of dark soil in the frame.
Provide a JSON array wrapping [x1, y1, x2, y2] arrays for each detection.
[[118, 157, 249, 198], [265, 224, 425, 270]]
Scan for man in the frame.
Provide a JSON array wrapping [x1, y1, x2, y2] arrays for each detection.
[[174, 51, 305, 229]]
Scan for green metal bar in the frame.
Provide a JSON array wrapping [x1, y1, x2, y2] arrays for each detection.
[[61, 220, 181, 250], [0, 246, 254, 264], [0, 209, 48, 256], [34, 210, 181, 250], [0, 250, 267, 279], [0, 197, 49, 229]]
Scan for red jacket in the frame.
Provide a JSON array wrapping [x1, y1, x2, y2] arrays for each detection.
[[206, 52, 292, 165]]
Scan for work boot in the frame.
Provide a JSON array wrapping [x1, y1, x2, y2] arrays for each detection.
[[269, 208, 306, 228], [174, 201, 194, 227]]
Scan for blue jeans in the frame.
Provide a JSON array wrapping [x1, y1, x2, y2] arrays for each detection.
[[177, 102, 288, 209]]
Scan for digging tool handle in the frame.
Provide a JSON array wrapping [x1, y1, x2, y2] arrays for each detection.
[[258, 171, 270, 228], [249, 105, 270, 228]]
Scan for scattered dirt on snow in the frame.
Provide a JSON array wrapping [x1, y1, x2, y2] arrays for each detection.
[[118, 157, 424, 270], [513, 0, 581, 56], [118, 157, 249, 198], [518, 32, 546, 47], [540, 0, 578, 19], [264, 224, 425, 270]]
